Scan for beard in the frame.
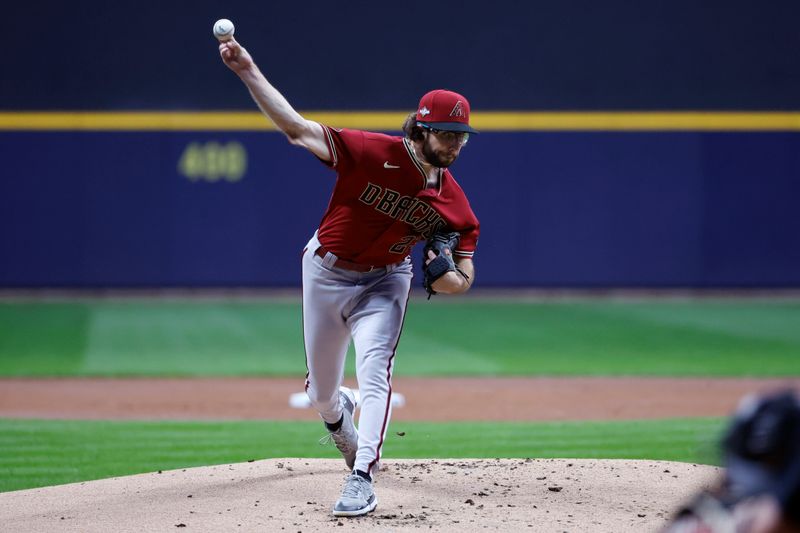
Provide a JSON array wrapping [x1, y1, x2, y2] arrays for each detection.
[[421, 137, 458, 168]]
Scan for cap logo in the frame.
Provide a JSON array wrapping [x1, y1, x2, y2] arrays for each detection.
[[419, 106, 431, 117], [449, 101, 466, 118]]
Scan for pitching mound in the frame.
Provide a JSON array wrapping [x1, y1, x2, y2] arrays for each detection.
[[0, 458, 720, 532]]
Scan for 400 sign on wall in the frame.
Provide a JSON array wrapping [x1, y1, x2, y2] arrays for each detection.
[[178, 141, 247, 183]]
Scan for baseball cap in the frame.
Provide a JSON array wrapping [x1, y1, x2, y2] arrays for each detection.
[[415, 89, 479, 134]]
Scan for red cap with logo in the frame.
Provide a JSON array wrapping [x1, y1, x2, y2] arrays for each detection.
[[415, 89, 479, 134]]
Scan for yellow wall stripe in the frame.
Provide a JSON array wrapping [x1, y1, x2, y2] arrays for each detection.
[[1, 111, 800, 131]]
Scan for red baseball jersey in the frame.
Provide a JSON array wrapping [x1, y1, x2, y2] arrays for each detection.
[[316, 125, 480, 266]]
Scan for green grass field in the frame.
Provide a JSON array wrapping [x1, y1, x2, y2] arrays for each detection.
[[1, 298, 797, 492], [1, 299, 799, 376], [0, 417, 724, 493]]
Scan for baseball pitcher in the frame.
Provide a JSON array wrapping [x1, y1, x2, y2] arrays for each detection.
[[219, 36, 480, 517]]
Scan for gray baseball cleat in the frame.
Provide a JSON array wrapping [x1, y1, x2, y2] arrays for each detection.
[[332, 472, 377, 517], [320, 386, 358, 470]]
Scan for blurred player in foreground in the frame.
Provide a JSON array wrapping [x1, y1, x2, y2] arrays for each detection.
[[664, 389, 800, 533]]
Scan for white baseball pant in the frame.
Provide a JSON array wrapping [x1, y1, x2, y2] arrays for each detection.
[[302, 232, 413, 476]]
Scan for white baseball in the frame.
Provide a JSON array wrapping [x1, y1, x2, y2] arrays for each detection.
[[213, 19, 235, 41]]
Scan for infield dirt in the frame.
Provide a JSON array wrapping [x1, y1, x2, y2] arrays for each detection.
[[0, 458, 720, 532], [2, 376, 798, 532], [2, 376, 797, 420]]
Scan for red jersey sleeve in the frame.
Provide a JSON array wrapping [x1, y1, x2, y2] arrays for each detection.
[[319, 125, 365, 172], [454, 217, 479, 259], [439, 173, 480, 259]]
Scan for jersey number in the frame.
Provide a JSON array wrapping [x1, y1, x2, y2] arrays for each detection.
[[389, 235, 416, 255]]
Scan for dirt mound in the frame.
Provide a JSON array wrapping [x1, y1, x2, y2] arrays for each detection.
[[0, 458, 720, 532]]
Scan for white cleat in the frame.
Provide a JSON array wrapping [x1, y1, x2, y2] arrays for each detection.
[[332, 472, 377, 517], [320, 386, 358, 469]]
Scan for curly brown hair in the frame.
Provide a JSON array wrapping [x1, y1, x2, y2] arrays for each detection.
[[402, 112, 425, 142]]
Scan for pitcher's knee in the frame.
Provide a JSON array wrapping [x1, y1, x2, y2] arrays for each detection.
[[306, 387, 339, 418]]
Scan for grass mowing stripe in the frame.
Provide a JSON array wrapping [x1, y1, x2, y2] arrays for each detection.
[[399, 300, 800, 376], [2, 300, 798, 376], [0, 303, 89, 374], [0, 418, 725, 493]]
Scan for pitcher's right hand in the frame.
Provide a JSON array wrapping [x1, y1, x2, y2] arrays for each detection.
[[219, 38, 254, 75]]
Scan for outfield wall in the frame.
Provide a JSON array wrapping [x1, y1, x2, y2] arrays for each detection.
[[2, 128, 798, 287], [5, 0, 800, 111], [2, 1, 799, 287]]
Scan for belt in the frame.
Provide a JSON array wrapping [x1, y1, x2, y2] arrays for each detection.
[[315, 246, 384, 273]]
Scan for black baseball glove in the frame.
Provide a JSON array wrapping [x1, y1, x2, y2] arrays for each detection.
[[422, 231, 461, 298]]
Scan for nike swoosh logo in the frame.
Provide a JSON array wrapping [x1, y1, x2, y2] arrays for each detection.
[[384, 162, 400, 169]]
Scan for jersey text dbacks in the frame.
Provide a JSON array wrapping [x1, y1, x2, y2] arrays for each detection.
[[316, 126, 480, 266]]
